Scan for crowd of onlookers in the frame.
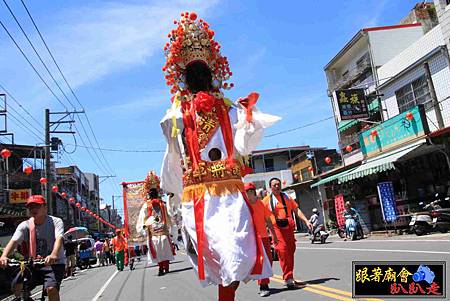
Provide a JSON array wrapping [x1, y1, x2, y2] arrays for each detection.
[[63, 234, 151, 277]]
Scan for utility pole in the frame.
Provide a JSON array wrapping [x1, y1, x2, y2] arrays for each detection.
[[424, 62, 445, 129], [44, 109, 52, 214], [45, 109, 84, 215]]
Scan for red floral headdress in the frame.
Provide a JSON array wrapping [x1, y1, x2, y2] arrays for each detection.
[[163, 12, 233, 94], [142, 171, 160, 196]]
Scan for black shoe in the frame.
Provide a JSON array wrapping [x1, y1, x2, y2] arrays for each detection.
[[158, 269, 164, 276], [259, 285, 270, 297]]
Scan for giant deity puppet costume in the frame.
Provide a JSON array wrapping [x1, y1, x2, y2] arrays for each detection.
[[137, 171, 174, 276], [160, 12, 280, 300]]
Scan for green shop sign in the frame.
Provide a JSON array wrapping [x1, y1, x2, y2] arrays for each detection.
[[360, 105, 429, 157]]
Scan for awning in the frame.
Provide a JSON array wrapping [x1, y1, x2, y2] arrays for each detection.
[[310, 167, 359, 188], [339, 140, 425, 183], [338, 119, 359, 132]]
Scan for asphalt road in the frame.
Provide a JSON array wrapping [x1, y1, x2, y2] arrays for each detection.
[[3, 233, 449, 301]]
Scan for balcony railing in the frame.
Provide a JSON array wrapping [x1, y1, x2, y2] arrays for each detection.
[[333, 58, 372, 90]]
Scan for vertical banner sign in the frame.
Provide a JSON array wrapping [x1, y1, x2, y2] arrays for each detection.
[[377, 182, 398, 222], [122, 181, 146, 244], [335, 89, 369, 120], [334, 194, 345, 228]]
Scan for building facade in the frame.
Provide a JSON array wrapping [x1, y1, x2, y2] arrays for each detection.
[[324, 23, 424, 166], [244, 146, 311, 190], [318, 4, 450, 233]]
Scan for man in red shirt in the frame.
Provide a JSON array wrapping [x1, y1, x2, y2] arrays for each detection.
[[245, 183, 278, 297], [263, 178, 312, 289]]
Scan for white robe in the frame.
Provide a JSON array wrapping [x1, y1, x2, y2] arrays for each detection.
[[160, 98, 280, 286], [136, 202, 174, 264]]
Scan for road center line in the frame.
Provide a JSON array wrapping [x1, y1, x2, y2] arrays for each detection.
[[271, 274, 383, 301], [297, 246, 450, 255], [91, 269, 119, 301]]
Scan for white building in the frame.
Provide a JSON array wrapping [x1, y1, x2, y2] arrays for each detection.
[[244, 146, 310, 191], [434, 0, 450, 57], [324, 23, 425, 166], [378, 25, 450, 130]]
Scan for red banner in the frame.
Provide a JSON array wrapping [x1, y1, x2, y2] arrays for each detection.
[[335, 194, 345, 228]]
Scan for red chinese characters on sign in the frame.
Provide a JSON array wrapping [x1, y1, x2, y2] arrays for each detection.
[[390, 282, 442, 296], [8, 189, 31, 204]]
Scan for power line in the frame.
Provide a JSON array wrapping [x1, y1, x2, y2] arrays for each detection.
[[0, 82, 43, 127], [0, 20, 68, 111], [64, 143, 165, 153], [2, 0, 76, 111], [1, 6, 116, 190], [18, 1, 123, 196], [264, 116, 335, 138]]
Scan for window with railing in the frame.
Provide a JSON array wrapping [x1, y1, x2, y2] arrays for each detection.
[[395, 75, 432, 113]]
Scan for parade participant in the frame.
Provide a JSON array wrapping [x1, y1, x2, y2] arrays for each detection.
[[103, 238, 112, 265], [64, 235, 77, 277], [94, 238, 104, 266], [0, 195, 65, 301], [263, 178, 312, 289], [160, 12, 279, 301], [244, 183, 278, 297], [111, 229, 126, 271], [137, 171, 174, 276]]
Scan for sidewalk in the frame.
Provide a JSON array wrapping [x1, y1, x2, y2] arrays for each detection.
[[295, 231, 450, 242]]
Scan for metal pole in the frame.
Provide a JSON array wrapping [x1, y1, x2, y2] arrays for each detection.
[[424, 62, 445, 129], [45, 109, 53, 215]]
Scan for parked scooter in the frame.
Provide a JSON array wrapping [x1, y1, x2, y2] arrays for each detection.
[[410, 195, 450, 235], [431, 196, 450, 234], [309, 224, 329, 244]]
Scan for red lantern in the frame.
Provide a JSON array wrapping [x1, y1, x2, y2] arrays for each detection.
[[69, 197, 75, 204], [293, 174, 299, 181], [345, 145, 353, 153], [371, 130, 378, 137], [325, 157, 332, 165], [52, 185, 58, 193], [308, 166, 314, 172], [76, 203, 81, 208], [406, 112, 414, 121], [1, 149, 11, 159], [24, 166, 33, 175], [81, 207, 86, 211], [39, 177, 47, 185]]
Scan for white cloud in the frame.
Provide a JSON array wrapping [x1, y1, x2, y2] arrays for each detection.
[[363, 0, 389, 28], [91, 88, 167, 116], [51, 0, 219, 89]]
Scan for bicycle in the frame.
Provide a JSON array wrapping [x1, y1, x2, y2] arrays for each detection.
[[7, 258, 47, 301]]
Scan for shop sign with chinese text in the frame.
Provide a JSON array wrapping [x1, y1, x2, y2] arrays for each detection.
[[353, 261, 445, 298], [334, 89, 369, 120], [9, 188, 31, 204], [360, 105, 429, 158]]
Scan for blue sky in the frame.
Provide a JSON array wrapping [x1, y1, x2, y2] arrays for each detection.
[[0, 0, 422, 215]]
